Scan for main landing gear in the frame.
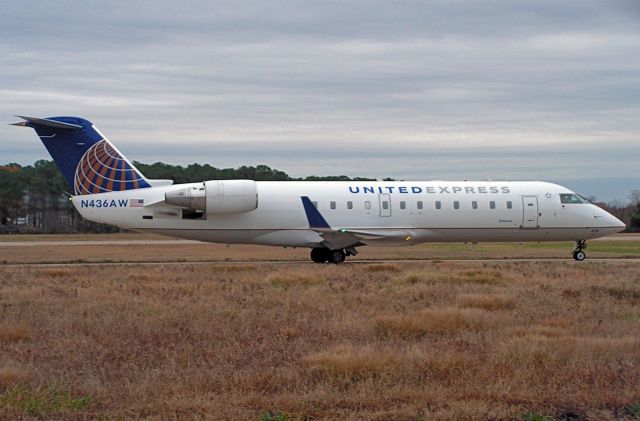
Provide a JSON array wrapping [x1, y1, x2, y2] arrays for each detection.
[[310, 247, 357, 264], [572, 240, 587, 261]]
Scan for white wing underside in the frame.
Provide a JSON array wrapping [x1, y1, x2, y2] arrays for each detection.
[[313, 228, 414, 249]]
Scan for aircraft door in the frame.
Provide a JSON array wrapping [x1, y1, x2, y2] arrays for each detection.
[[521, 196, 539, 228], [379, 193, 391, 217]]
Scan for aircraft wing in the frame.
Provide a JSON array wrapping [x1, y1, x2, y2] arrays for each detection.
[[300, 196, 414, 249]]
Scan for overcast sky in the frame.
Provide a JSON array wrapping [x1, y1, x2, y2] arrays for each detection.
[[1, 1, 638, 202]]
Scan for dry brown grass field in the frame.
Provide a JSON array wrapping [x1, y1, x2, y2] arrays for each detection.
[[1, 255, 639, 419]]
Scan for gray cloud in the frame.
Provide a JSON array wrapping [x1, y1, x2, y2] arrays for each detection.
[[1, 1, 638, 202]]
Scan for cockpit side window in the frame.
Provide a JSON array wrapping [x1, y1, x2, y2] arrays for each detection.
[[560, 193, 586, 204]]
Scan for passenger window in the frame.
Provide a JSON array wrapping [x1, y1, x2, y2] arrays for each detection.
[[435, 201, 441, 209], [347, 201, 353, 209], [490, 201, 495, 209], [330, 201, 336, 210], [365, 201, 371, 210], [453, 201, 459, 209], [472, 201, 478, 209], [506, 201, 512, 209], [400, 201, 406, 209], [417, 201, 423, 209], [382, 201, 389, 210], [312, 201, 318, 209]]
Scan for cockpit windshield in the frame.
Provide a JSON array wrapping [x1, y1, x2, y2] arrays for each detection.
[[560, 193, 587, 204]]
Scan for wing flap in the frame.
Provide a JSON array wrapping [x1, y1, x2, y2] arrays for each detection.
[[316, 228, 414, 249], [317, 231, 361, 250], [344, 229, 414, 241]]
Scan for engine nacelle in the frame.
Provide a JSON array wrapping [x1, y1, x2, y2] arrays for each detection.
[[165, 180, 258, 215]]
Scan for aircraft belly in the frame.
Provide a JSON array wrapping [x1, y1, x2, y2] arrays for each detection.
[[143, 228, 320, 247], [139, 225, 614, 248], [412, 227, 609, 242]]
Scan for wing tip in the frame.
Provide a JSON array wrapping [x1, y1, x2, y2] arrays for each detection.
[[301, 196, 331, 229], [10, 115, 28, 127]]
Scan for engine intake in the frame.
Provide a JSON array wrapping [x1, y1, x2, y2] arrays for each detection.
[[165, 180, 258, 215]]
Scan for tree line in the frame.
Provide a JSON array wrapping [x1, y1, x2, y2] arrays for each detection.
[[0, 160, 375, 233], [0, 160, 638, 233]]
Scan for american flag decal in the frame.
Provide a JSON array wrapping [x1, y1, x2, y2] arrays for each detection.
[[130, 199, 144, 207]]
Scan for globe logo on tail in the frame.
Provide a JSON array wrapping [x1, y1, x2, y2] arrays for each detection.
[[73, 139, 150, 195]]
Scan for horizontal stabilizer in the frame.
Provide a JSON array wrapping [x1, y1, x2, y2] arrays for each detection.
[[11, 115, 82, 130]]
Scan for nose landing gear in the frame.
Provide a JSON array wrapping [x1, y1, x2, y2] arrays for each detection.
[[572, 240, 587, 261]]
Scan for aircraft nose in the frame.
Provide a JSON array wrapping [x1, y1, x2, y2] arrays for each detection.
[[601, 210, 626, 232], [611, 214, 626, 231]]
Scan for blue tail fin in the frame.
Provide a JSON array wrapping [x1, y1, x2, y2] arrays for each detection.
[[301, 196, 331, 228], [13, 116, 151, 195]]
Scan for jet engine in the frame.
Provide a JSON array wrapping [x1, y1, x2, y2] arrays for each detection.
[[165, 180, 258, 214]]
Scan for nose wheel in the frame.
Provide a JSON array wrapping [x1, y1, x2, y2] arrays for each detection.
[[572, 240, 587, 261]]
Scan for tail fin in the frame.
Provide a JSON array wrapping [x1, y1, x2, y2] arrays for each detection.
[[12, 116, 151, 195]]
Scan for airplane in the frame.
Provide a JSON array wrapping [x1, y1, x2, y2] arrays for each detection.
[[12, 115, 626, 263]]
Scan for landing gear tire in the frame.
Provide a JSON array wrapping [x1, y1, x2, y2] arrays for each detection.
[[310, 248, 330, 263], [572, 240, 587, 261], [573, 250, 586, 261], [329, 249, 346, 264], [310, 248, 348, 264]]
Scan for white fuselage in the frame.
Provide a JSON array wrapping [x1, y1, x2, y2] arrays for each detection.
[[72, 180, 625, 248]]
